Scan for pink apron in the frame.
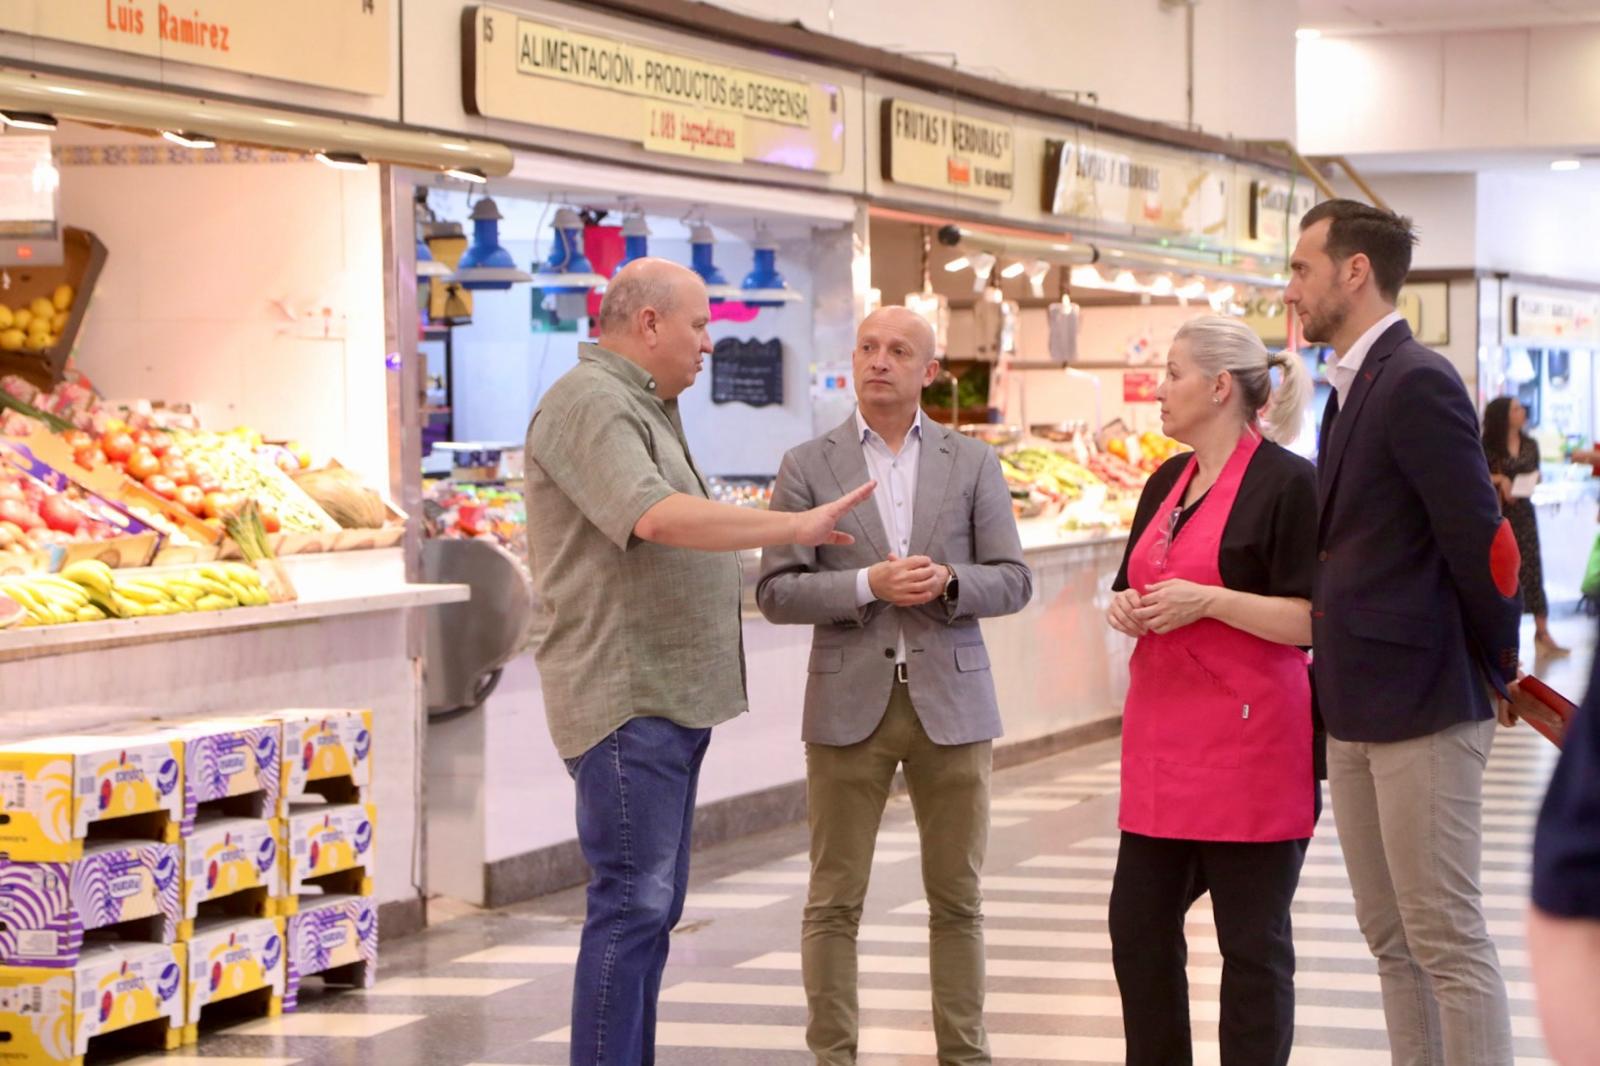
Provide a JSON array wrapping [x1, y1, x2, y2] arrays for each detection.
[[1120, 431, 1313, 842]]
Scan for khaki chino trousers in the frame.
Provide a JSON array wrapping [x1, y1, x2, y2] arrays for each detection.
[[802, 676, 993, 1066]]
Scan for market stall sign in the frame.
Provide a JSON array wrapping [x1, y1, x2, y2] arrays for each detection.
[[711, 338, 783, 407], [1123, 371, 1159, 404], [463, 6, 845, 174], [881, 99, 1014, 202], [0, 1, 390, 96], [1510, 294, 1599, 342], [1246, 176, 1318, 253], [1043, 137, 1229, 241]]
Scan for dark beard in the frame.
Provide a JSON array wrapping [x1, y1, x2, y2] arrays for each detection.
[[1301, 302, 1347, 346]]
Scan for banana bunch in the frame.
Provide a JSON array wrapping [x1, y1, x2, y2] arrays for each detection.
[[60, 560, 271, 619], [0, 573, 107, 625]]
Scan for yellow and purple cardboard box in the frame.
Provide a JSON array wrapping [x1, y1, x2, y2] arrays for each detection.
[[0, 841, 181, 968], [265, 710, 371, 816], [0, 941, 185, 1061], [181, 818, 281, 937], [282, 804, 375, 901], [0, 736, 184, 862], [284, 893, 377, 1010], [184, 916, 284, 1029], [109, 720, 281, 834]]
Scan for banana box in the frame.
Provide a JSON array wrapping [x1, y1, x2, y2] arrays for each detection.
[[0, 941, 185, 1061], [184, 916, 284, 1027], [0, 841, 180, 968], [265, 710, 371, 815], [0, 735, 184, 861], [284, 894, 377, 1010], [124, 720, 280, 834], [181, 818, 281, 936], [281, 804, 375, 903]]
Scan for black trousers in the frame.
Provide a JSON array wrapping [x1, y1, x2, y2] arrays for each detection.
[[1108, 829, 1310, 1066]]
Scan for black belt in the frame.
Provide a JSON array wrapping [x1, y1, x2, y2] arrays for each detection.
[[895, 662, 909, 685]]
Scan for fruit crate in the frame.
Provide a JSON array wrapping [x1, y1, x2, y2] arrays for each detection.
[[0, 735, 184, 862], [284, 893, 376, 1011], [108, 719, 282, 836], [265, 710, 372, 817], [179, 817, 283, 942], [0, 941, 185, 1063], [182, 915, 284, 1044], [279, 803, 375, 909], [0, 841, 181, 968], [0, 228, 110, 392]]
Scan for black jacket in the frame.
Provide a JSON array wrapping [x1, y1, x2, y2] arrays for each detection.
[[1312, 320, 1522, 743]]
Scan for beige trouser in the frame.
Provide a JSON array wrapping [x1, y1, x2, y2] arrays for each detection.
[[1328, 717, 1513, 1066], [802, 677, 993, 1066]]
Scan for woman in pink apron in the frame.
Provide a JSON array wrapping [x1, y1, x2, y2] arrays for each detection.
[[1105, 316, 1319, 1066]]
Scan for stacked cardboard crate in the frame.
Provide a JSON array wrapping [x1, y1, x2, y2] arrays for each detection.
[[0, 708, 379, 1061], [0, 734, 187, 1061]]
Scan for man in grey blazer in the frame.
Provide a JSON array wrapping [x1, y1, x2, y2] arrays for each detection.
[[758, 306, 1033, 1066]]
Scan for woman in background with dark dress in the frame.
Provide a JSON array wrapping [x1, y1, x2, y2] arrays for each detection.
[[1483, 396, 1566, 654]]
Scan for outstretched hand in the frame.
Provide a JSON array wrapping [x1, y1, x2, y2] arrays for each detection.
[[793, 481, 877, 547]]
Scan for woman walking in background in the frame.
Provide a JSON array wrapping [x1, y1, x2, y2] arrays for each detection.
[[1483, 396, 1566, 655]]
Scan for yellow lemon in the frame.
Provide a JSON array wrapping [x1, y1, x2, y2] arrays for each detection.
[[22, 332, 48, 352], [27, 319, 50, 342], [28, 297, 53, 321], [51, 284, 73, 312], [0, 306, 13, 330], [0, 329, 22, 351], [12, 309, 31, 332], [52, 312, 69, 332]]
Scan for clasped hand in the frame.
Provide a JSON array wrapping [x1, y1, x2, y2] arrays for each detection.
[[869, 553, 947, 607], [1107, 578, 1213, 637]]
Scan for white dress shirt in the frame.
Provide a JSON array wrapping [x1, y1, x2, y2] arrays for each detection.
[[1328, 310, 1406, 409], [851, 406, 922, 664]]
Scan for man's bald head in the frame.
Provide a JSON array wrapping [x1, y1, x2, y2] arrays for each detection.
[[597, 257, 704, 336], [858, 306, 936, 363], [595, 257, 713, 400]]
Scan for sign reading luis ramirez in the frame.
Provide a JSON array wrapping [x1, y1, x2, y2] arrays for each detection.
[[881, 99, 1014, 202], [463, 5, 845, 173]]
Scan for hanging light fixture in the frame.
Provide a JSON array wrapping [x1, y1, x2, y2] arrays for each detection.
[[412, 190, 451, 279], [740, 224, 803, 308], [451, 197, 532, 290], [1025, 260, 1051, 298], [529, 206, 608, 319], [943, 256, 971, 273], [1000, 261, 1027, 279], [0, 111, 56, 130], [315, 150, 369, 171], [161, 130, 216, 149], [687, 222, 742, 302], [616, 213, 652, 270]]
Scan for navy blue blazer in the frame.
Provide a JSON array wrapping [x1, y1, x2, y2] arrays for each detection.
[[1312, 320, 1522, 743]]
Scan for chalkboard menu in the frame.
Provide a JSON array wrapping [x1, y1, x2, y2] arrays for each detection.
[[711, 337, 784, 407]]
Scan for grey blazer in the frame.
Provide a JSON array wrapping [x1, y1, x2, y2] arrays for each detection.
[[757, 415, 1033, 747]]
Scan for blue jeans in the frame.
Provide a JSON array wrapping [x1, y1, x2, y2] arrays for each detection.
[[564, 716, 711, 1066]]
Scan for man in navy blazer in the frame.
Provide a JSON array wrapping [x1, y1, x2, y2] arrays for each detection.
[[1290, 199, 1524, 1065]]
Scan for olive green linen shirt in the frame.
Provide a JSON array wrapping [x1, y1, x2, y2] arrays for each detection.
[[523, 343, 747, 760]]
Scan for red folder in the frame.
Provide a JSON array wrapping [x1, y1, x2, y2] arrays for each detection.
[[1517, 675, 1575, 748]]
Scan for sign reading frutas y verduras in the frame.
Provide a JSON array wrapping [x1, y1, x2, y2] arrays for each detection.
[[882, 99, 1014, 201], [1043, 137, 1231, 243], [0, 1, 390, 96], [463, 5, 844, 173]]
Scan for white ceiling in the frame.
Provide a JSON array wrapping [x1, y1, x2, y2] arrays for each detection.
[[1338, 148, 1600, 174], [1299, 0, 1600, 33]]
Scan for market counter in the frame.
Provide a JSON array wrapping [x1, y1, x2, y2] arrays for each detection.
[[429, 528, 1135, 908], [1, 549, 468, 938]]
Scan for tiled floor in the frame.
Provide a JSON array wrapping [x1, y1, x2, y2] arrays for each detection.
[[122, 616, 1591, 1065]]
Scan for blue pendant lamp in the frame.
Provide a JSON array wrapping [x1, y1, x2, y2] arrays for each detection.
[[529, 208, 608, 292], [740, 224, 803, 308], [451, 197, 532, 290], [688, 222, 742, 303], [617, 214, 651, 269], [530, 207, 608, 321]]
